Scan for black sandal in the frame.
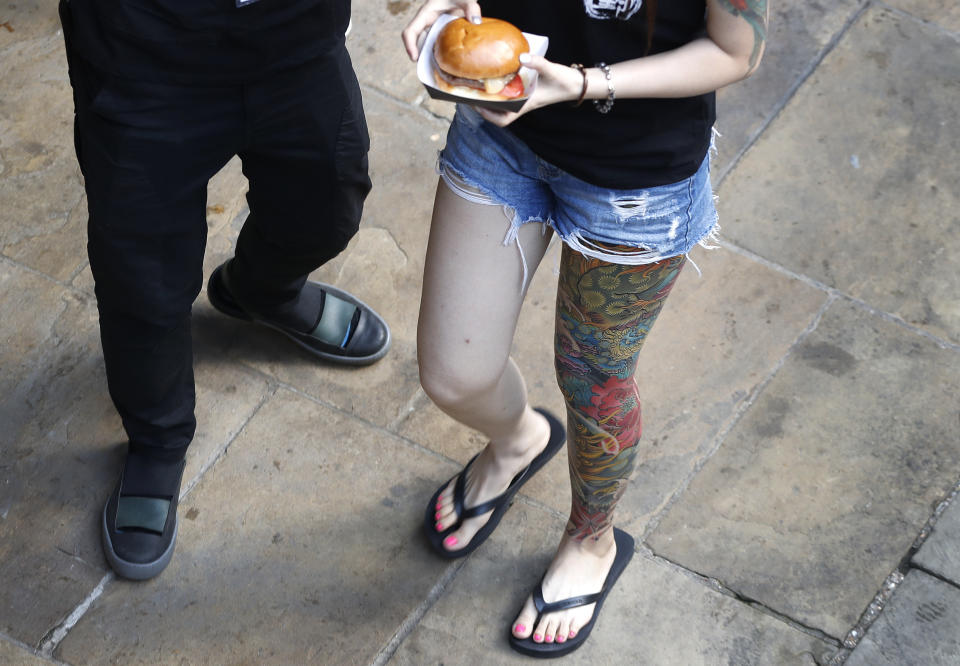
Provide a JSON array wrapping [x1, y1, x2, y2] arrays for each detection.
[[101, 454, 185, 581], [207, 261, 390, 366], [424, 408, 566, 559], [509, 528, 635, 658]]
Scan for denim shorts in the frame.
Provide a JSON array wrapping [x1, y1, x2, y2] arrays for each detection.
[[437, 105, 719, 268]]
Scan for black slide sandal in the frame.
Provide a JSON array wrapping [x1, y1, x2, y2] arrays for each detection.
[[207, 262, 391, 366], [101, 456, 185, 581]]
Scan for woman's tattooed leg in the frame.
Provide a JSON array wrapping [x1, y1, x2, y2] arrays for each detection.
[[554, 245, 685, 542]]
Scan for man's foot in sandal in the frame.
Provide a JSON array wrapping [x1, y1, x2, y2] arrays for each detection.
[[425, 407, 565, 558], [207, 260, 390, 366], [509, 528, 635, 657], [102, 451, 186, 581]]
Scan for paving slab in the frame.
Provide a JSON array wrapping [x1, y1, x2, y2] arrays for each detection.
[[392, 502, 835, 665], [348, 0, 465, 120], [718, 6, 960, 345], [398, 245, 827, 534], [205, 90, 445, 429], [56, 388, 457, 665], [349, 0, 424, 106], [0, 258, 271, 646], [714, 0, 862, 178], [0, 637, 49, 666], [0, 25, 86, 282], [882, 0, 960, 33], [845, 570, 960, 666], [913, 495, 960, 585], [0, 1, 61, 46], [647, 298, 960, 638]]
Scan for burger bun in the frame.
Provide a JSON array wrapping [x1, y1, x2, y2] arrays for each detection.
[[433, 17, 529, 80]]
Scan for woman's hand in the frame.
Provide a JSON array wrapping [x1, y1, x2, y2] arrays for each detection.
[[476, 54, 584, 127], [401, 0, 482, 61]]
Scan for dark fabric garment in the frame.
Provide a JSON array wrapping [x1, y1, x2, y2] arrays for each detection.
[[61, 0, 371, 460], [479, 0, 715, 189], [64, 0, 351, 85]]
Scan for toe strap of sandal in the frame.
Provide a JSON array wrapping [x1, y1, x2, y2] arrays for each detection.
[[450, 455, 474, 527], [115, 496, 171, 534], [532, 580, 604, 615], [452, 454, 533, 522]]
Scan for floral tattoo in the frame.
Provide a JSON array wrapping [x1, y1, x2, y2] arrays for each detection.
[[718, 0, 768, 69], [554, 247, 685, 541]]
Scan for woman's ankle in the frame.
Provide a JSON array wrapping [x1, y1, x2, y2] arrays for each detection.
[[560, 525, 618, 558], [488, 406, 551, 460]]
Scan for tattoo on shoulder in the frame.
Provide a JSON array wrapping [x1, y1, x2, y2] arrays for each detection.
[[718, 0, 768, 69]]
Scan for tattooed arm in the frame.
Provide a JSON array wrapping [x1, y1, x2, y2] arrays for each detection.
[[478, 0, 769, 126], [711, 0, 769, 76]]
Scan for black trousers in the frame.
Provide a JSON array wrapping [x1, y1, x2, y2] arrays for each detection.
[[61, 6, 371, 462]]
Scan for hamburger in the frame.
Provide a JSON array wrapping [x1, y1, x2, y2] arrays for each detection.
[[432, 17, 529, 100]]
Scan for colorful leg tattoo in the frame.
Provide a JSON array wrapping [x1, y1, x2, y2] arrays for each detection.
[[554, 245, 685, 542]]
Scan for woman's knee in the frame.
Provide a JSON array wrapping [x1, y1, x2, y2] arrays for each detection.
[[419, 359, 502, 411]]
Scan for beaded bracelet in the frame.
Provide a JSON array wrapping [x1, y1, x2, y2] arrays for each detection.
[[569, 63, 588, 108], [593, 62, 615, 114]]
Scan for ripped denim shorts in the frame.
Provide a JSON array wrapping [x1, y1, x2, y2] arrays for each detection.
[[437, 105, 719, 267]]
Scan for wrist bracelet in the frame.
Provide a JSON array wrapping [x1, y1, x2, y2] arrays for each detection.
[[569, 63, 588, 108], [593, 62, 615, 114]]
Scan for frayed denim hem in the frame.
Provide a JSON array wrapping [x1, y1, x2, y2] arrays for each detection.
[[436, 152, 551, 292]]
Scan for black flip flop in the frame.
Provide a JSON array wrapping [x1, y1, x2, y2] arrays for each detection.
[[424, 408, 566, 559], [207, 262, 390, 366], [509, 527, 636, 658]]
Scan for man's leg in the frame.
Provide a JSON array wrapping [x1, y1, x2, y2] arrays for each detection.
[[62, 10, 237, 577], [207, 46, 389, 365]]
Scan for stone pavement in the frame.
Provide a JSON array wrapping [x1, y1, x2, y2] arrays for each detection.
[[1, 1, 958, 664]]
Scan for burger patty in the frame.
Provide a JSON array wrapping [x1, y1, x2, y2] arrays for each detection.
[[434, 66, 518, 94]]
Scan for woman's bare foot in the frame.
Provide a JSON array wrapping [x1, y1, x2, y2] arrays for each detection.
[[511, 529, 617, 644], [433, 407, 551, 552]]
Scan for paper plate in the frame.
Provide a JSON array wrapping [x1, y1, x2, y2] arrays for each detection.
[[417, 14, 549, 112]]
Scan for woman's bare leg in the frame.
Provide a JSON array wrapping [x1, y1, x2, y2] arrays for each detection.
[[418, 179, 553, 552], [512, 247, 686, 644]]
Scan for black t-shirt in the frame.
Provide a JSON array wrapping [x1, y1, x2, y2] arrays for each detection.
[[65, 0, 351, 85], [480, 0, 715, 189]]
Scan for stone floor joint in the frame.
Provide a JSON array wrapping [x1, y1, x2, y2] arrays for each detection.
[[642, 292, 838, 542], [909, 564, 960, 592], [360, 83, 453, 129], [714, 0, 871, 187], [179, 384, 278, 499], [644, 550, 843, 651], [270, 381, 459, 468], [0, 630, 62, 664], [37, 572, 113, 658], [718, 240, 960, 352], [835, 293, 960, 352], [872, 1, 960, 38], [370, 559, 468, 666]]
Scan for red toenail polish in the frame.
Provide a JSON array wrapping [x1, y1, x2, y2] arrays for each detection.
[[557, 636, 566, 643], [444, 535, 458, 547], [534, 634, 542, 642], [435, 522, 443, 531], [569, 631, 577, 638], [514, 624, 525, 633], [435, 511, 441, 520], [545, 635, 554, 643]]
